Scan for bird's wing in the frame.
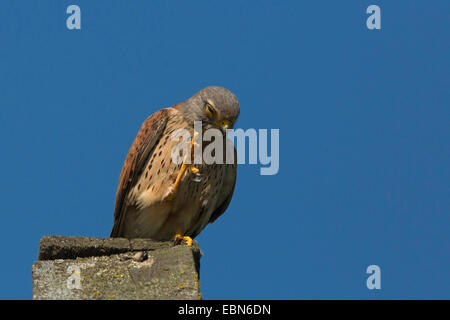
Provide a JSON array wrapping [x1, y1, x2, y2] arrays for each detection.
[[110, 109, 169, 237], [208, 146, 237, 224]]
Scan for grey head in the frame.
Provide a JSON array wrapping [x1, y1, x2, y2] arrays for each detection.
[[176, 86, 240, 132]]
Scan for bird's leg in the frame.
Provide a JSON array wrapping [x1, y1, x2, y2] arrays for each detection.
[[173, 233, 193, 246], [166, 132, 200, 200], [188, 131, 201, 174]]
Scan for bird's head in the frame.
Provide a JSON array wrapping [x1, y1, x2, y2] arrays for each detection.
[[177, 86, 240, 133]]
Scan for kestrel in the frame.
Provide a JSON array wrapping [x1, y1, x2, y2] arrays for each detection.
[[110, 86, 239, 245]]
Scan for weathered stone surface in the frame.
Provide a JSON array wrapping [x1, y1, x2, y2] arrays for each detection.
[[32, 236, 202, 300], [38, 235, 176, 260]]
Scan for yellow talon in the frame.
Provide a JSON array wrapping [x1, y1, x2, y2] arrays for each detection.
[[183, 236, 193, 246], [174, 234, 193, 246], [190, 166, 199, 174]]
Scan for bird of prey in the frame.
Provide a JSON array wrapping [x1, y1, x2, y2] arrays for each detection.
[[110, 86, 239, 245]]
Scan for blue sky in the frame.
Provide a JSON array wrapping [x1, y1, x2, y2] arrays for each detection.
[[0, 1, 448, 299]]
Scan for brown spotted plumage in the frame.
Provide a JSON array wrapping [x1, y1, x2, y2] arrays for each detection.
[[111, 86, 239, 241]]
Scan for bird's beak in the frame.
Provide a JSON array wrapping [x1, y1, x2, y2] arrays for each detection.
[[218, 120, 231, 134]]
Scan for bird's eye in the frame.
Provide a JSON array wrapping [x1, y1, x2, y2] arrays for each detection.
[[205, 104, 216, 118]]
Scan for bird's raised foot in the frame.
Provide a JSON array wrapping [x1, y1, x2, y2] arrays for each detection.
[[165, 133, 201, 201], [173, 234, 193, 246]]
